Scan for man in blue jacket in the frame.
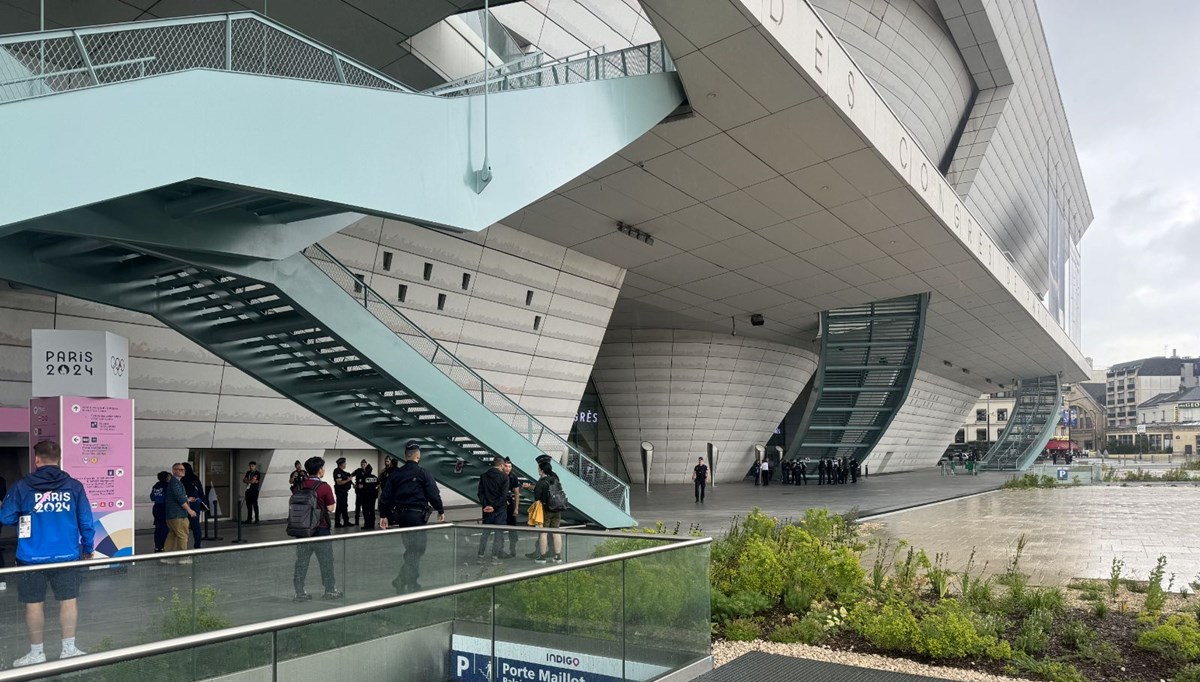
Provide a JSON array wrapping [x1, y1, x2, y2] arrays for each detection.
[[0, 440, 95, 667]]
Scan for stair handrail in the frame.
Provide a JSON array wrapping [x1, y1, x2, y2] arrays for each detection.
[[302, 244, 631, 513], [423, 45, 600, 95], [426, 40, 672, 98], [0, 11, 411, 106]]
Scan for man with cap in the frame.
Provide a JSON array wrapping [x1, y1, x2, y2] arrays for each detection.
[[379, 441, 445, 593], [350, 458, 370, 527], [331, 457, 352, 528]]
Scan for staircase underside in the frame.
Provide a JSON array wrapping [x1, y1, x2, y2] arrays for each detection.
[[979, 376, 1062, 471]]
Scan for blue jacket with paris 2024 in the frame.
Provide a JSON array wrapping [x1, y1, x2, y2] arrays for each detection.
[[0, 466, 95, 564]]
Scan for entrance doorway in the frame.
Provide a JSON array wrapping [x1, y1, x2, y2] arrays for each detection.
[[190, 449, 232, 518]]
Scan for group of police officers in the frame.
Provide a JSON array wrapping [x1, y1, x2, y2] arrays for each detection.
[[774, 456, 862, 486]]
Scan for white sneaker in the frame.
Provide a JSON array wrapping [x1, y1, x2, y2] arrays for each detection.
[[13, 650, 45, 667], [61, 645, 87, 659]]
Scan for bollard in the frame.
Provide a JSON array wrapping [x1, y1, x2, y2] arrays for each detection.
[[230, 500, 248, 544], [210, 508, 223, 541]]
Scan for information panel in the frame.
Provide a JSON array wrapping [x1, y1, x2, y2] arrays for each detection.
[[452, 635, 669, 682], [28, 395, 135, 558]]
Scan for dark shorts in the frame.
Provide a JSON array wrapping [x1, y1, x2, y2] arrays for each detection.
[[543, 511, 562, 529], [16, 563, 81, 604]]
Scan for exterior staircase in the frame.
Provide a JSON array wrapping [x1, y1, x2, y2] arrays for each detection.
[[979, 376, 1062, 471]]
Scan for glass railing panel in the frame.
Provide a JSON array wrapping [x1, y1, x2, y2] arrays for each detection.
[[42, 634, 274, 681], [622, 543, 711, 681], [340, 526, 456, 598]]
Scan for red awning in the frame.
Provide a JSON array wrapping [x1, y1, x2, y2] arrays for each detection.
[[1044, 440, 1080, 450]]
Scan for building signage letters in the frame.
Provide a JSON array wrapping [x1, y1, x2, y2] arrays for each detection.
[[31, 330, 129, 399], [1178, 402, 1200, 409]]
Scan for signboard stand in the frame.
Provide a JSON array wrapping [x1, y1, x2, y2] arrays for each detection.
[[28, 330, 135, 559]]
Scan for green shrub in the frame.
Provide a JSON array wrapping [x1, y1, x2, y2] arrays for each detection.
[[724, 618, 762, 642], [1145, 554, 1170, 613], [768, 614, 825, 645], [1077, 640, 1122, 666], [914, 599, 1007, 660], [783, 584, 819, 613], [1109, 558, 1125, 598], [1174, 663, 1200, 682], [1092, 600, 1109, 618], [711, 589, 772, 624], [1060, 619, 1094, 651], [849, 600, 919, 653], [1014, 608, 1054, 655], [1004, 654, 1086, 682], [1137, 614, 1200, 661]]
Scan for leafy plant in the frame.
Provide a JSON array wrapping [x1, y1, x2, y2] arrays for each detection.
[[849, 599, 919, 653], [1091, 600, 1108, 618], [723, 618, 762, 642], [914, 599, 1009, 660], [1136, 614, 1200, 661], [711, 589, 772, 624], [1174, 663, 1200, 682], [925, 552, 951, 600], [1108, 557, 1125, 598], [160, 586, 231, 638], [1013, 608, 1054, 655], [768, 617, 824, 645], [1060, 619, 1094, 651], [1004, 654, 1086, 682], [1145, 554, 1170, 613]]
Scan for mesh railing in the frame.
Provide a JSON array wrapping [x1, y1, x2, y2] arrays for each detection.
[[303, 245, 631, 513], [0, 12, 410, 105], [426, 41, 673, 97]]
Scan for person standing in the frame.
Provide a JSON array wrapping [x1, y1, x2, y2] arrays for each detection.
[[502, 458, 520, 558], [751, 460, 761, 486], [817, 459, 825, 485], [524, 458, 564, 564], [291, 457, 342, 601], [288, 460, 307, 493], [798, 459, 808, 485], [759, 458, 770, 486], [379, 441, 445, 593], [0, 440, 95, 666], [351, 458, 369, 527], [476, 458, 509, 564], [332, 458, 352, 528], [181, 463, 206, 549], [241, 461, 262, 525], [357, 463, 379, 530], [150, 471, 170, 552], [164, 463, 197, 561], [692, 457, 708, 503]]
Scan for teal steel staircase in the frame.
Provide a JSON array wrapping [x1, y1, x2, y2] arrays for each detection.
[[0, 222, 634, 527], [0, 10, 681, 527], [979, 376, 1062, 471], [784, 295, 928, 463]]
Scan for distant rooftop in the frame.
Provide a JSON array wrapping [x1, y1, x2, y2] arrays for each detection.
[[1108, 356, 1197, 377]]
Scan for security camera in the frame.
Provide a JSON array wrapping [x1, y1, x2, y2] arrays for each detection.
[[750, 314, 764, 326]]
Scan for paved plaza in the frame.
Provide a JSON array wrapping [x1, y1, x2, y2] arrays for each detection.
[[630, 469, 1008, 533], [866, 485, 1200, 587]]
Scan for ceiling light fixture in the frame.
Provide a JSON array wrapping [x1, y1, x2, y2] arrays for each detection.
[[706, 92, 718, 99], [616, 221, 654, 246]]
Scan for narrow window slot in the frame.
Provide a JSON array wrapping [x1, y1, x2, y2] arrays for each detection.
[[437, 293, 447, 311], [397, 284, 407, 302], [462, 273, 471, 290], [423, 263, 433, 281], [525, 290, 534, 306], [533, 315, 542, 331], [382, 251, 393, 271]]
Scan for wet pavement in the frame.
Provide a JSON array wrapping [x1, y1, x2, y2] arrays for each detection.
[[865, 484, 1200, 587]]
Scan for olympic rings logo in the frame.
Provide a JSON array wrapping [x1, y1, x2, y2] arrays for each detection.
[[110, 356, 126, 377]]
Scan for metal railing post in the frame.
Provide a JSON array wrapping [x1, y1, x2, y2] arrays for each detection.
[[72, 31, 99, 85], [331, 51, 346, 83], [620, 49, 627, 76], [225, 15, 233, 70]]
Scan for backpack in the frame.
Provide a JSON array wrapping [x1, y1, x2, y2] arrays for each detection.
[[545, 477, 569, 512], [286, 480, 326, 538]]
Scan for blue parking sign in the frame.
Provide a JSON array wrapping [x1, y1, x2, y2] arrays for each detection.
[[1057, 468, 1068, 481]]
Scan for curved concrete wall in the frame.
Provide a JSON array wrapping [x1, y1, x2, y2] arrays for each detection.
[[593, 329, 818, 484], [812, 0, 975, 163], [864, 369, 978, 473]]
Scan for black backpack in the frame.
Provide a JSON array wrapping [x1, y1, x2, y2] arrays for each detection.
[[286, 480, 325, 538], [545, 477, 569, 512]]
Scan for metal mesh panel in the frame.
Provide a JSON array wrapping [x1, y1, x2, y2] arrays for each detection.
[[0, 13, 408, 106], [431, 41, 672, 98]]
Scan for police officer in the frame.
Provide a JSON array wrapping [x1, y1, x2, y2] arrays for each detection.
[[332, 458, 352, 528], [350, 458, 369, 526], [379, 441, 444, 593], [357, 463, 379, 530]]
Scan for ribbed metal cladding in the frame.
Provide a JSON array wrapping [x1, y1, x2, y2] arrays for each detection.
[[979, 375, 1062, 471], [785, 294, 928, 463]]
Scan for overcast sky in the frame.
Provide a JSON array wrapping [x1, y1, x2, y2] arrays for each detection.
[[1039, 1, 1200, 369]]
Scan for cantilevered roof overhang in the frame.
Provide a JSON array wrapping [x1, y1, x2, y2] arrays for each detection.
[[506, 0, 1089, 389]]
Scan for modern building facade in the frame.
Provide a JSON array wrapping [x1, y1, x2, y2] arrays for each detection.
[[1105, 355, 1200, 428], [0, 0, 1092, 527]]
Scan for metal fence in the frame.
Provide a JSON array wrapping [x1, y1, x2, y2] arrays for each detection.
[[427, 41, 673, 97], [303, 245, 631, 513], [0, 12, 409, 105]]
